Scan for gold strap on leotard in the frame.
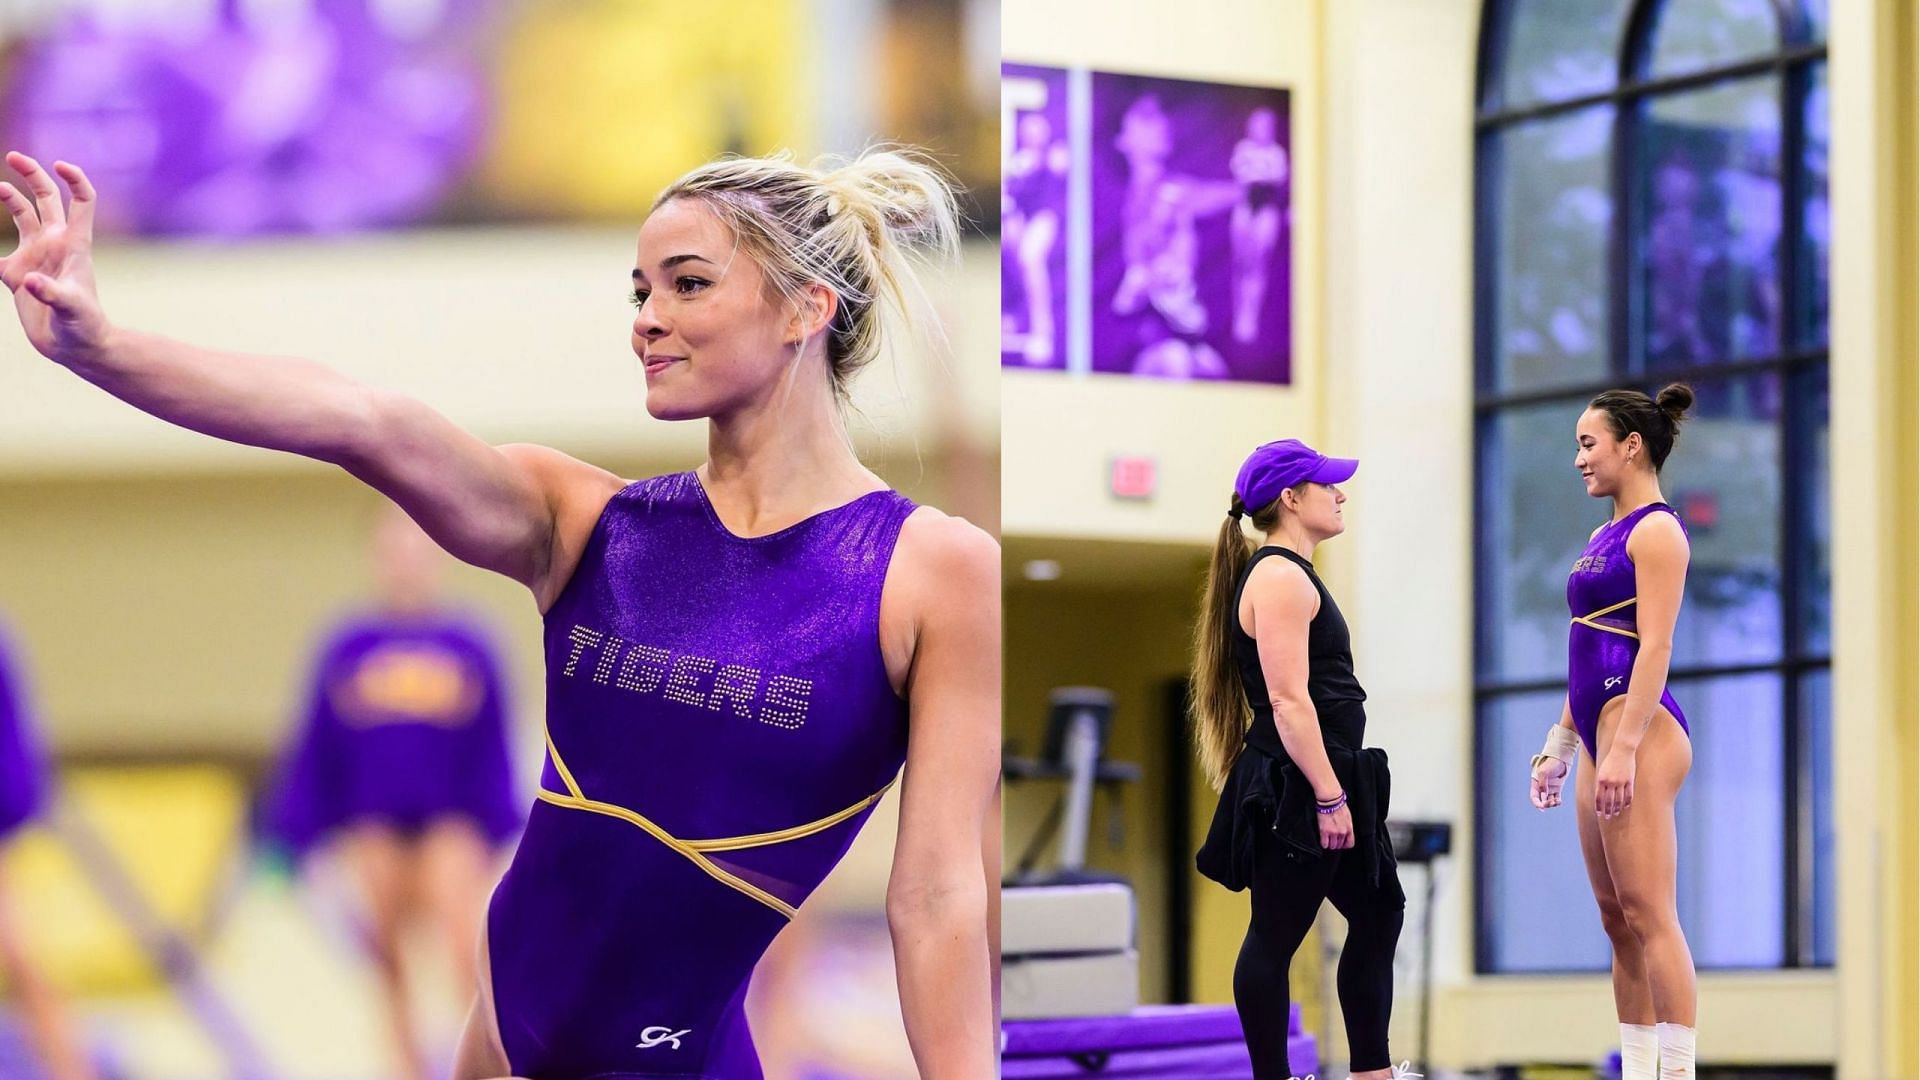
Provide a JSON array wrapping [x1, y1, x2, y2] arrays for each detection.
[[1571, 597, 1640, 640], [535, 729, 897, 919]]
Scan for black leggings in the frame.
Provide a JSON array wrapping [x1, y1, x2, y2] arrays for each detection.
[[1233, 829, 1405, 1077]]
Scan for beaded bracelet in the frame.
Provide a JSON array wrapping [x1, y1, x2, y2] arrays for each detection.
[[1315, 791, 1348, 815]]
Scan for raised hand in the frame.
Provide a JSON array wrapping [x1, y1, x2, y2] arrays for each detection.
[[0, 152, 111, 365]]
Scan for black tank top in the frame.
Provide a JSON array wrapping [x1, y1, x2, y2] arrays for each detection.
[[1231, 546, 1367, 758]]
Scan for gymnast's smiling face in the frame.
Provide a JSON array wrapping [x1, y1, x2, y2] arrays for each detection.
[[1575, 406, 1643, 498], [629, 197, 819, 422]]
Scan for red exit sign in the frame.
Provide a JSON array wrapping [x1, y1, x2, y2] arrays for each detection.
[[1110, 456, 1157, 500]]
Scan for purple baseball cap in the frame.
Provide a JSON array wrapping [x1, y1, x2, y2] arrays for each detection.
[[1234, 439, 1359, 511]]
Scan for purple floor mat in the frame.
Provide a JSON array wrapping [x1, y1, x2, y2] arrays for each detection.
[[1002, 1004, 1314, 1078]]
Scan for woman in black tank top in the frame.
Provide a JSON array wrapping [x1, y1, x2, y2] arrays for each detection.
[[1191, 439, 1410, 1080]]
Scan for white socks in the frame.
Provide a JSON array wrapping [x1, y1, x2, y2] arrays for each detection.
[[1655, 1022, 1696, 1080], [1619, 1023, 1659, 1080], [1621, 1021, 1697, 1079]]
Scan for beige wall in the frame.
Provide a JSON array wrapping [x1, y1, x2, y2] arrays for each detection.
[[0, 230, 999, 476], [1320, 0, 1477, 1023], [1828, 1, 1920, 1073]]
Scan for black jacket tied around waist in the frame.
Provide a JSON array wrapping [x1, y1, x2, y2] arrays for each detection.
[[1196, 743, 1394, 893]]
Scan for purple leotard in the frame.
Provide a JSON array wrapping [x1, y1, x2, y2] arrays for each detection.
[[265, 612, 521, 856], [486, 472, 916, 1079], [1566, 502, 1690, 759], [0, 626, 50, 841]]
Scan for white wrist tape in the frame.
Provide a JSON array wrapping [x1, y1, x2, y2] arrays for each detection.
[[1531, 725, 1579, 771]]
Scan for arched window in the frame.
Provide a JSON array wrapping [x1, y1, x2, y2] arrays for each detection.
[[1474, 0, 1830, 973]]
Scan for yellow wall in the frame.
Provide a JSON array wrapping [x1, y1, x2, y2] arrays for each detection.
[[1002, 576, 1201, 1006], [1829, 2, 1920, 1074]]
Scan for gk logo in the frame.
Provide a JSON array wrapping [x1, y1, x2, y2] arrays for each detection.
[[1603, 676, 1623, 690], [637, 1026, 691, 1050]]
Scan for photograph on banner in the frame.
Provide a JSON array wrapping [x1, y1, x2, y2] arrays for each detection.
[[1089, 72, 1291, 384], [1001, 62, 1071, 370]]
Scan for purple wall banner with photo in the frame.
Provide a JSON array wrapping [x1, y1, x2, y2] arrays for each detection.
[[1001, 63, 1072, 371], [1089, 72, 1291, 384]]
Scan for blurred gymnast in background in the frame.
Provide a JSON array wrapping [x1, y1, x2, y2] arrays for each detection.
[[265, 507, 519, 1080]]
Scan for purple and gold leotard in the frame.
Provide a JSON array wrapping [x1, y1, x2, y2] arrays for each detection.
[[1566, 501, 1690, 759], [485, 472, 917, 1078]]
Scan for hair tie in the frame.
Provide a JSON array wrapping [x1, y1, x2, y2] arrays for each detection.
[[1227, 499, 1245, 521]]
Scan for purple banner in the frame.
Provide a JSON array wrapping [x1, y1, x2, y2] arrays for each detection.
[[1001, 64, 1070, 370], [1090, 73, 1291, 383], [0, 3, 492, 238]]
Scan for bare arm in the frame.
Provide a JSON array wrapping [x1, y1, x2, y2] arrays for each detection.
[[885, 514, 999, 1079], [1245, 557, 1343, 800], [0, 153, 619, 602], [1616, 512, 1689, 755]]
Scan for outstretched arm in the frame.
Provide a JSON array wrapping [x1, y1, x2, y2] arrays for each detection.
[[886, 514, 999, 1079], [0, 153, 619, 603]]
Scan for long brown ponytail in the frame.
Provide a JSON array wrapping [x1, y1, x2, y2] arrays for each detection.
[[1190, 494, 1283, 790]]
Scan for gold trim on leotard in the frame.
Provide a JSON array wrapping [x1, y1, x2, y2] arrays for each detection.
[[534, 729, 895, 920], [1571, 596, 1640, 640]]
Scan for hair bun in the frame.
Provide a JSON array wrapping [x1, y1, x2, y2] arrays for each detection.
[[1656, 382, 1694, 426], [822, 147, 963, 259]]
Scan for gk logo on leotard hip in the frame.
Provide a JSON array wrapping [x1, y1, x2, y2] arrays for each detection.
[[1604, 676, 1623, 690], [637, 1026, 691, 1050]]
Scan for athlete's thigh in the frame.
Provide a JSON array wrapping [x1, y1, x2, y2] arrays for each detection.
[[1595, 701, 1690, 909], [1574, 745, 1624, 916]]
